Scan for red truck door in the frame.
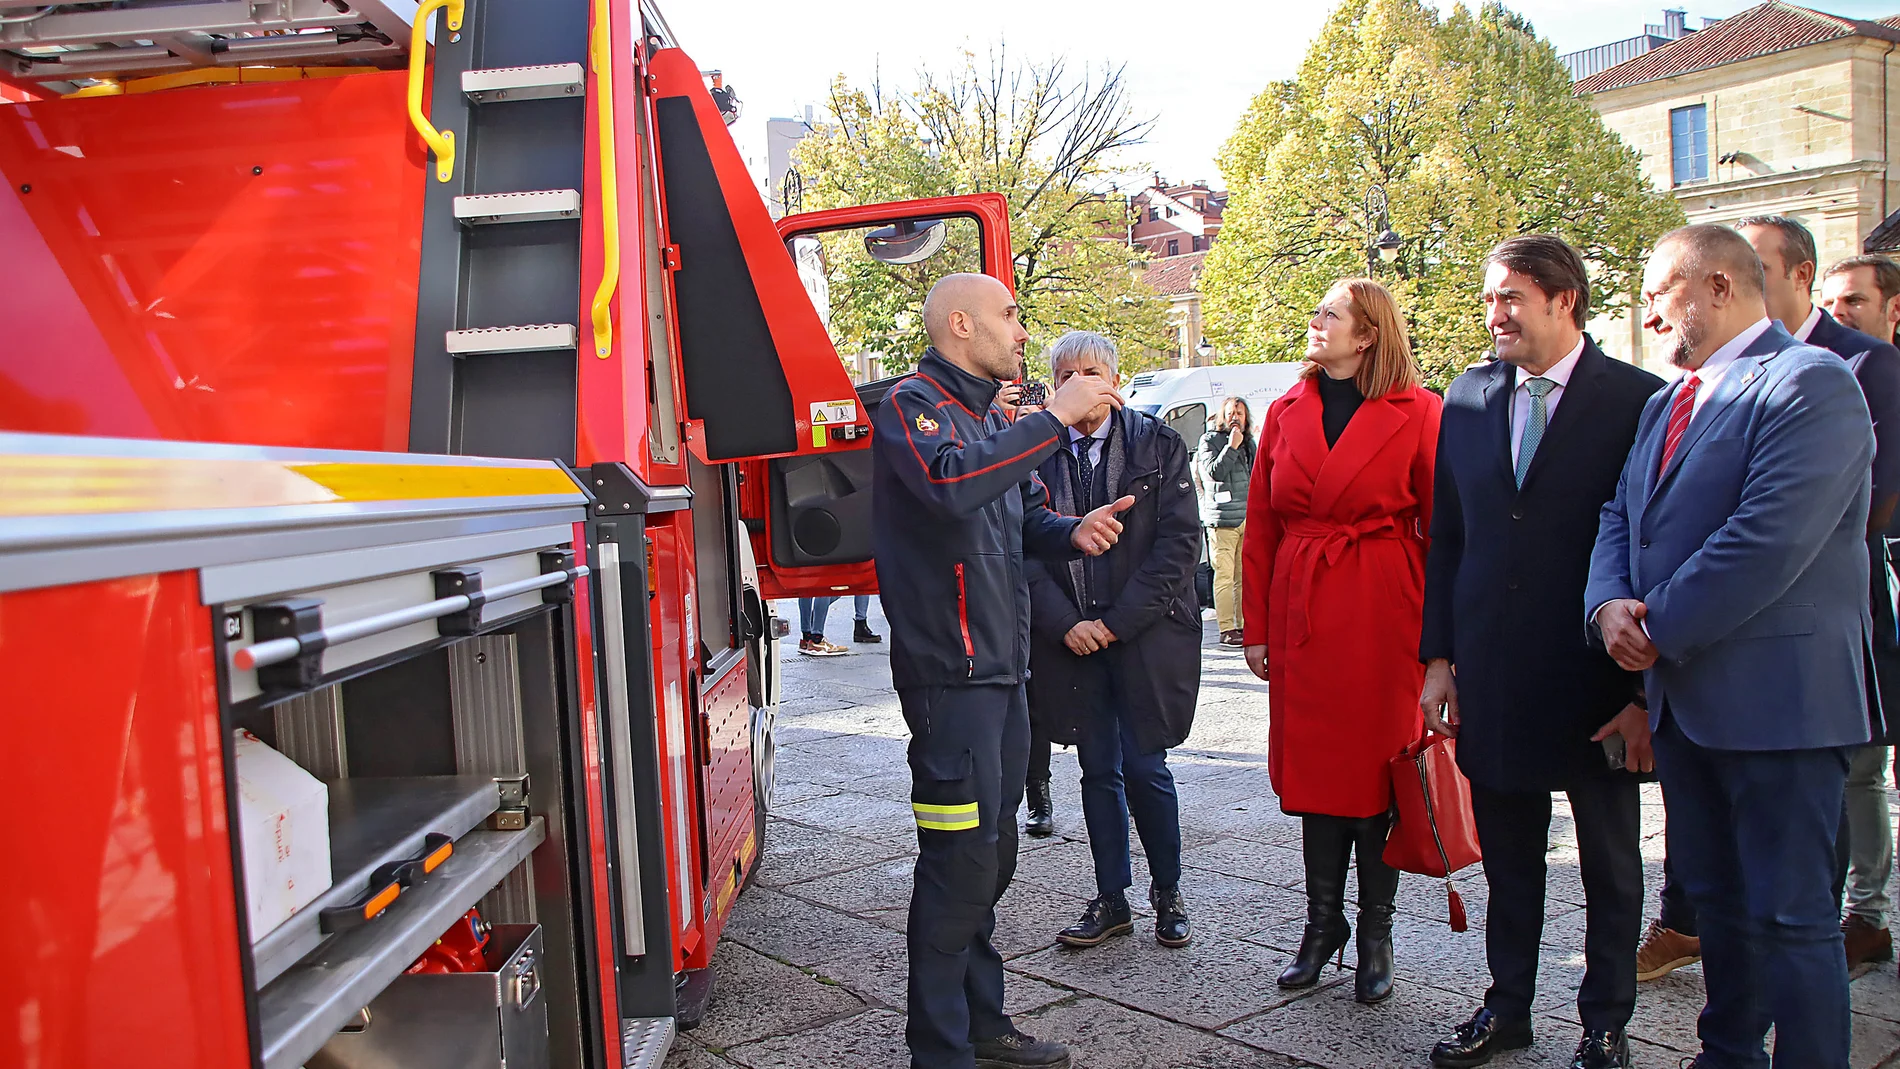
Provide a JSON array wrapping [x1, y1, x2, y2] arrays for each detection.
[[749, 195, 1015, 599], [641, 46, 1014, 597]]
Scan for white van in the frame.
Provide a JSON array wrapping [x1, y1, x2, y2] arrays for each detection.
[[1124, 362, 1307, 445]]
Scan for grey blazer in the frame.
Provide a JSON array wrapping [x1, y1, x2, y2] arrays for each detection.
[[1584, 324, 1879, 751]]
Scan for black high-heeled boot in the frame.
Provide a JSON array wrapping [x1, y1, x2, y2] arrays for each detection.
[[1353, 812, 1398, 1004], [1279, 815, 1354, 988]]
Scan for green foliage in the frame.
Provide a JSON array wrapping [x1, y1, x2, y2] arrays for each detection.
[[1201, 0, 1685, 384], [790, 51, 1175, 377]]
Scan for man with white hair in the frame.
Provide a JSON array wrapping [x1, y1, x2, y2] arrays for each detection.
[[1023, 330, 1202, 952]]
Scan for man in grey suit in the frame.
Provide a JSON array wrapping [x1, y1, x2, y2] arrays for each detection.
[[1586, 224, 1875, 1068]]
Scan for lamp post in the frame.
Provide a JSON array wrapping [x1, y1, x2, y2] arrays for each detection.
[[1196, 338, 1214, 365], [1366, 184, 1403, 275]]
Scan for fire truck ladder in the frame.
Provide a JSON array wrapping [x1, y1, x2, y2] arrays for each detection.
[[403, 1, 679, 1064]]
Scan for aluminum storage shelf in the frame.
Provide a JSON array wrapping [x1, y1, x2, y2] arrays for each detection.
[[250, 776, 504, 988], [257, 818, 546, 1069]]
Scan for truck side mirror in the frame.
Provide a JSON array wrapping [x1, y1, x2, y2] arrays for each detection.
[[864, 219, 948, 265]]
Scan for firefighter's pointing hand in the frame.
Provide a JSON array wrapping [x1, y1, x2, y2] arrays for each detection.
[[1073, 495, 1136, 556]]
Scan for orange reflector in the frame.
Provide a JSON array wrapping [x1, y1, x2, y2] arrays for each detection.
[[422, 840, 453, 874], [364, 882, 402, 920]]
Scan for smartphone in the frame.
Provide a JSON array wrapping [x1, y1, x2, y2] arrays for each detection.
[[1602, 735, 1627, 771], [1019, 379, 1048, 406]]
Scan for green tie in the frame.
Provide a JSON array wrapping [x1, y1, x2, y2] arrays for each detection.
[[1515, 377, 1556, 488]]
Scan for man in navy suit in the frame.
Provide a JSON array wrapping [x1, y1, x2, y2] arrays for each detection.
[[1586, 224, 1874, 1068], [1422, 236, 1663, 1069], [1742, 217, 1900, 970]]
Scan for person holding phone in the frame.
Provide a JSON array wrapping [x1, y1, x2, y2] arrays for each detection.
[[1418, 236, 1663, 1069], [1197, 396, 1254, 646]]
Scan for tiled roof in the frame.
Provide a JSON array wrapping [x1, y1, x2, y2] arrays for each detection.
[[1141, 251, 1208, 297], [1575, 2, 1900, 94]]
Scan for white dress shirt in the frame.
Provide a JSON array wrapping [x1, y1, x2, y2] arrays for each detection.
[[1681, 316, 1772, 417], [1792, 305, 1822, 343], [1069, 422, 1110, 467], [1510, 337, 1585, 470]]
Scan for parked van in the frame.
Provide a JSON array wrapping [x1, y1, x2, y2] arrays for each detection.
[[1124, 362, 1307, 444]]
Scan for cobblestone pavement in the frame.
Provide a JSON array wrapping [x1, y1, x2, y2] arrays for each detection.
[[666, 602, 1900, 1068]]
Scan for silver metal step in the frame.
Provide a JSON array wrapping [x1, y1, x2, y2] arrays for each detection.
[[454, 190, 582, 226], [622, 1017, 675, 1069], [445, 324, 578, 356], [462, 62, 586, 103]]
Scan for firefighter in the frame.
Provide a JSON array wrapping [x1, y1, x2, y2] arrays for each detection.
[[873, 272, 1132, 1069]]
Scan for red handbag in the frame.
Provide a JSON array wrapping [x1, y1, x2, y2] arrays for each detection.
[[1383, 733, 1482, 931]]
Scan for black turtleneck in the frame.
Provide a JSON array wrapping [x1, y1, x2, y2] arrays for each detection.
[[1315, 372, 1364, 448]]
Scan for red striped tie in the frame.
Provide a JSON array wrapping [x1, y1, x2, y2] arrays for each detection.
[[1657, 372, 1702, 477]]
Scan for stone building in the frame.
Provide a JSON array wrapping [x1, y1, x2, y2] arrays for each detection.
[[1571, 2, 1900, 367], [1130, 178, 1225, 260], [1140, 251, 1216, 367]]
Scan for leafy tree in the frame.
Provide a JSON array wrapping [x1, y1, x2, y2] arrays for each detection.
[[1201, 0, 1684, 384], [790, 51, 1174, 377]]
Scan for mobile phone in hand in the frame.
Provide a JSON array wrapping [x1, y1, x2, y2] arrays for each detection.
[[1602, 735, 1627, 771], [1019, 379, 1048, 406]]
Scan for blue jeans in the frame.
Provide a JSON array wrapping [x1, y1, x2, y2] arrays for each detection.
[[798, 596, 836, 638], [855, 594, 874, 621], [1654, 713, 1851, 1068], [1074, 675, 1182, 898]]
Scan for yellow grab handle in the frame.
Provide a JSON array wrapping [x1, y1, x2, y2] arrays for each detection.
[[589, 0, 621, 359], [406, 0, 464, 183]]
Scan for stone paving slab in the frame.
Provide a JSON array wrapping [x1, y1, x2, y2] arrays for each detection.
[[663, 603, 1900, 1069]]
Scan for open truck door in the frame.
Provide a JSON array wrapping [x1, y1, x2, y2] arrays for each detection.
[[742, 195, 1015, 599]]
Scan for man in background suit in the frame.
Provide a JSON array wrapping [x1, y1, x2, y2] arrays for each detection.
[[1586, 224, 1874, 1068], [1420, 236, 1662, 1069], [1742, 217, 1900, 970], [1824, 255, 1900, 348]]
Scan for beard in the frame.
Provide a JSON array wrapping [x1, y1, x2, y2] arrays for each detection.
[[970, 319, 1024, 381], [1666, 304, 1707, 369]]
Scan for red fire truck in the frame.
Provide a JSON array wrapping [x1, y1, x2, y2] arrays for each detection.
[[0, 1, 1015, 1066]]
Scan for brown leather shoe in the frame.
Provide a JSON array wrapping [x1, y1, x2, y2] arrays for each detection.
[[1219, 629, 1245, 647], [1844, 915, 1893, 968], [1635, 919, 1700, 981]]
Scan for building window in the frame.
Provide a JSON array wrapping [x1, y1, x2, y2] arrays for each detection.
[[1191, 236, 1204, 252], [1670, 104, 1708, 185], [1167, 238, 1180, 257], [1147, 207, 1160, 222]]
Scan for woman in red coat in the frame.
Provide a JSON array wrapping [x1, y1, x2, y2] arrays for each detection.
[[1241, 278, 1439, 1005]]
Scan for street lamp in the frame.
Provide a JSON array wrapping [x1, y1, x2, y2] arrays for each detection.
[[1196, 338, 1214, 364], [1366, 185, 1403, 275]]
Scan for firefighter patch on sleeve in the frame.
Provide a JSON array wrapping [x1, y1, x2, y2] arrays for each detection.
[[915, 413, 940, 436]]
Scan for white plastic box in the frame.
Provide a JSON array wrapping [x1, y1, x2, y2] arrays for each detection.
[[233, 729, 332, 942]]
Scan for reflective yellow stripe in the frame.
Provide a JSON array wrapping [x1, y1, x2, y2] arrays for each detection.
[[912, 801, 979, 816], [0, 454, 579, 517], [913, 801, 979, 831]]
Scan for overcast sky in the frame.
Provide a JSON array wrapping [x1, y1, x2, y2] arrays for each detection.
[[662, 0, 1898, 192]]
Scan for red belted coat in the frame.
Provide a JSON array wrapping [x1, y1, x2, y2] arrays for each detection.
[[1241, 377, 1440, 818]]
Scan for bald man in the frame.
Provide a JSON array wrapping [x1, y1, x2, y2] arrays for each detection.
[[1587, 225, 1874, 1068], [873, 273, 1129, 1069]]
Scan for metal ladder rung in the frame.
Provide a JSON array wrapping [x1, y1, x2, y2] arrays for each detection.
[[454, 190, 582, 225], [445, 324, 578, 355], [462, 63, 586, 103]]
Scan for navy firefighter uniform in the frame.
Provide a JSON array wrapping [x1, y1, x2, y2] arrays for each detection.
[[873, 347, 1082, 1069]]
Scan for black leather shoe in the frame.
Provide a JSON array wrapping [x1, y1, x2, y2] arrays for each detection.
[[1151, 884, 1191, 948], [1570, 1030, 1630, 1069], [1055, 894, 1133, 947], [1025, 778, 1053, 838], [1430, 1007, 1533, 1068], [973, 1028, 1072, 1067], [853, 619, 881, 643]]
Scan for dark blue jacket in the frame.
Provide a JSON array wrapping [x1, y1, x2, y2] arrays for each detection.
[[871, 349, 1081, 688], [1421, 340, 1663, 791], [1806, 308, 1900, 744], [1027, 407, 1203, 753], [1584, 324, 1874, 751]]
